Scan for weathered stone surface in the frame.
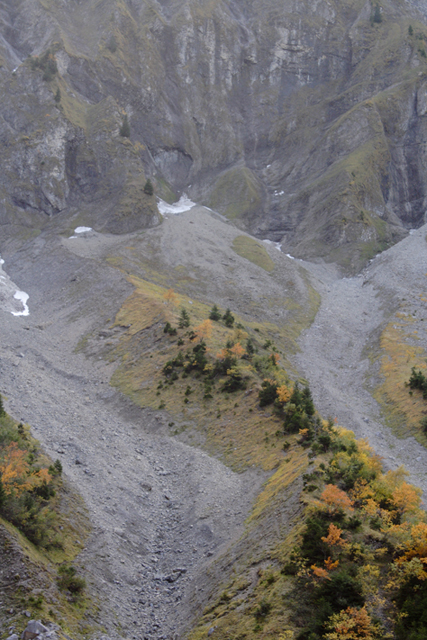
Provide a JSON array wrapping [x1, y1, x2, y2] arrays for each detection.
[[1, 0, 427, 269]]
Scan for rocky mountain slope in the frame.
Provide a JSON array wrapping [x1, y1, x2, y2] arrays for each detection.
[[1, 201, 427, 638], [1, 0, 427, 269]]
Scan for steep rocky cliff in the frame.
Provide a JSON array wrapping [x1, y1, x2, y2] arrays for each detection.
[[1, 0, 427, 269]]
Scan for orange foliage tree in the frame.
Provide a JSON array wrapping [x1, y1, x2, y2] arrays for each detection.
[[0, 442, 51, 496], [277, 385, 292, 403], [163, 288, 178, 307], [324, 606, 377, 640], [322, 523, 347, 549], [320, 484, 354, 514], [391, 481, 421, 515], [194, 319, 212, 342]]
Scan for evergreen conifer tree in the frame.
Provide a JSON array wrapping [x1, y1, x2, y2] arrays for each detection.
[[209, 305, 222, 321], [223, 308, 235, 327], [143, 179, 154, 195]]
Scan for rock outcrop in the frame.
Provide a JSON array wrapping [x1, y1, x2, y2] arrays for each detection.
[[1, 0, 427, 269]]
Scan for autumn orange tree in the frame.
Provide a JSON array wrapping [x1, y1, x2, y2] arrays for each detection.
[[289, 422, 425, 639], [0, 409, 61, 547], [324, 606, 378, 640], [0, 442, 51, 496], [319, 484, 354, 514]]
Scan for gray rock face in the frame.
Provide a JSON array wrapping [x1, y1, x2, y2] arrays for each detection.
[[1, 0, 427, 269], [20, 620, 60, 640]]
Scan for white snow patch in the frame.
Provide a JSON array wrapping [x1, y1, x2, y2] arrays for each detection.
[[11, 291, 30, 317], [68, 226, 94, 239], [157, 195, 196, 215], [286, 254, 295, 260], [263, 239, 282, 252], [75, 226, 93, 234], [0, 254, 30, 317], [263, 239, 282, 251]]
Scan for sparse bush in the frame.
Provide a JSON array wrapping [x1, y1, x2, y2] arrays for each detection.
[[30, 49, 58, 81], [246, 338, 256, 356], [57, 565, 86, 595], [107, 35, 118, 53], [54, 88, 61, 103], [0, 393, 5, 417], [120, 114, 130, 138], [163, 322, 177, 336], [372, 3, 382, 24], [254, 599, 271, 620]]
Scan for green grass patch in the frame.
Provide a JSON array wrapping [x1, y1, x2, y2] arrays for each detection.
[[232, 236, 275, 272]]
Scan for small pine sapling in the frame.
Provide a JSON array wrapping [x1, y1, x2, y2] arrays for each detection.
[[209, 305, 222, 321], [144, 179, 154, 195], [223, 308, 235, 327], [179, 308, 190, 328]]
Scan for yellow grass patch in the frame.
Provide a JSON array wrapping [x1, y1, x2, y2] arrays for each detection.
[[374, 312, 427, 440], [250, 445, 309, 521]]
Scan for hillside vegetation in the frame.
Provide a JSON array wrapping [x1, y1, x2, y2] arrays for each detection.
[[0, 398, 95, 640], [79, 267, 427, 639]]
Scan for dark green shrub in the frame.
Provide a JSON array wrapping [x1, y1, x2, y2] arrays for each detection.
[[246, 338, 255, 356], [29, 50, 58, 81], [300, 513, 330, 563], [372, 3, 382, 23], [179, 308, 190, 328], [317, 431, 332, 452], [409, 25, 414, 36], [259, 379, 278, 407], [144, 179, 154, 195], [301, 386, 315, 416], [0, 393, 5, 417], [107, 35, 118, 53], [408, 367, 427, 395], [209, 305, 222, 321], [120, 114, 130, 138], [223, 308, 235, 327], [163, 322, 177, 336], [221, 368, 247, 393], [395, 576, 427, 639], [33, 480, 55, 500], [254, 599, 271, 620], [57, 565, 86, 594], [54, 88, 61, 103], [346, 515, 362, 531], [0, 478, 5, 509], [283, 406, 310, 434]]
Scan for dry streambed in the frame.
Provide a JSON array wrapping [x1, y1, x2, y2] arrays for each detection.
[[295, 224, 427, 495]]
